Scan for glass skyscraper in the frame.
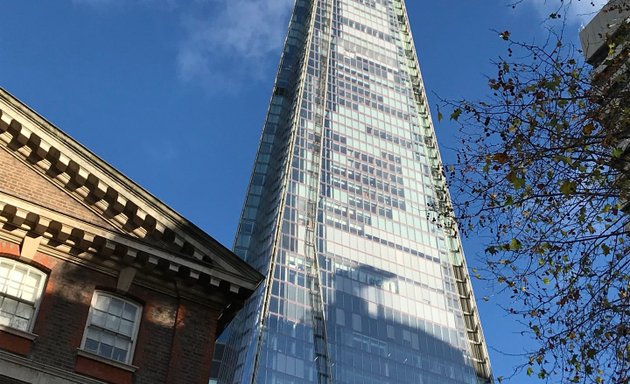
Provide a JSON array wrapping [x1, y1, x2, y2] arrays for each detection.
[[214, 0, 492, 383]]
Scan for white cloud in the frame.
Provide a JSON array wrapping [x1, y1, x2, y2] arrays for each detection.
[[526, 0, 608, 24], [69, 0, 294, 92], [176, 0, 294, 92]]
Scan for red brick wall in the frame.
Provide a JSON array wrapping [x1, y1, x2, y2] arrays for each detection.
[[131, 287, 179, 384], [0, 148, 115, 230], [75, 353, 134, 384], [0, 242, 221, 384], [0, 241, 19, 257], [29, 256, 98, 371], [166, 299, 218, 384]]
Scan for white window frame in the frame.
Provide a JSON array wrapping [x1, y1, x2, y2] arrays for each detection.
[[0, 257, 47, 333], [80, 291, 142, 365]]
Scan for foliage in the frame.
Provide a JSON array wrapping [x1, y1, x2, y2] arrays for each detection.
[[441, 8, 629, 383]]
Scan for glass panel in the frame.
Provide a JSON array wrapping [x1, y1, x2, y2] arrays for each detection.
[[19, 285, 35, 302], [99, 342, 113, 359], [15, 302, 33, 319], [105, 314, 121, 332], [115, 336, 131, 350], [22, 274, 41, 301], [5, 280, 20, 297], [25, 274, 40, 288], [94, 294, 109, 311], [122, 303, 137, 321], [2, 297, 17, 314], [87, 327, 100, 341], [119, 319, 134, 337], [109, 297, 123, 316], [112, 347, 127, 362], [9, 268, 25, 284], [101, 331, 114, 347], [85, 337, 99, 353], [12, 317, 28, 331], [92, 310, 107, 328], [0, 264, 9, 278]]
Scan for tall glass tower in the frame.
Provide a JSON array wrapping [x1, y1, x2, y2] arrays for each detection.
[[215, 1, 492, 383]]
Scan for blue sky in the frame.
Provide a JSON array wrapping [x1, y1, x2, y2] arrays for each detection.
[[0, 0, 606, 382]]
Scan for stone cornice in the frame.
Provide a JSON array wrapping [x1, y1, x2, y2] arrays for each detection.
[[0, 349, 106, 384], [0, 88, 262, 293], [0, 191, 259, 295]]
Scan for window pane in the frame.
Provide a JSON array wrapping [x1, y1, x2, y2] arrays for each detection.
[[9, 268, 25, 284], [105, 314, 121, 332], [0, 264, 9, 278], [21, 274, 41, 301], [85, 337, 99, 353], [1, 297, 17, 314], [92, 310, 107, 328], [115, 336, 131, 351], [5, 280, 19, 297], [87, 327, 100, 342], [20, 285, 36, 302], [122, 303, 136, 321], [94, 295, 109, 311], [25, 274, 40, 289], [15, 302, 33, 319], [112, 347, 127, 362], [99, 342, 113, 359], [12, 317, 28, 331], [101, 331, 114, 347], [109, 298, 123, 316], [119, 319, 133, 337]]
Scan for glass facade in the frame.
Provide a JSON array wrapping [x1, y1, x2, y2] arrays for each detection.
[[216, 1, 492, 383]]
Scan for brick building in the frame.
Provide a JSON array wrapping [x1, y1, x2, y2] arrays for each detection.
[[0, 88, 262, 383]]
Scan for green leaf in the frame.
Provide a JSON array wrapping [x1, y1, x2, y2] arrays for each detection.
[[543, 277, 550, 285], [513, 177, 525, 190], [437, 110, 443, 122], [509, 238, 522, 251], [559, 180, 576, 195], [527, 366, 534, 376], [531, 324, 541, 336], [450, 108, 462, 121], [493, 152, 509, 163], [507, 171, 526, 190], [582, 123, 595, 135]]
